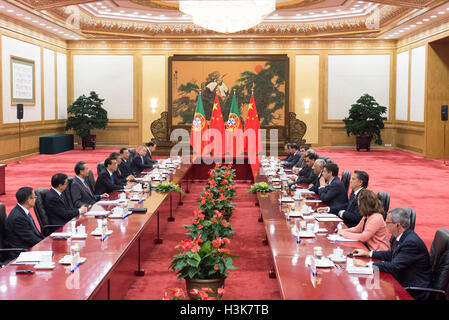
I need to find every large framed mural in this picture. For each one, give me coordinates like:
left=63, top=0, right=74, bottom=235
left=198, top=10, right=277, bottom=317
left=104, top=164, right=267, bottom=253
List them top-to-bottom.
left=168, top=55, right=289, bottom=138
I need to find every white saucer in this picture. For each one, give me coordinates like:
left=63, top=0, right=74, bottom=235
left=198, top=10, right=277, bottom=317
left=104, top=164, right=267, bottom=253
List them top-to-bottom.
left=272, top=185, right=281, bottom=189
left=90, top=229, right=113, bottom=236
left=71, top=233, right=88, bottom=239
left=328, top=254, right=347, bottom=263
left=58, top=256, right=87, bottom=265
left=314, top=257, right=335, bottom=268
left=34, top=262, right=55, bottom=270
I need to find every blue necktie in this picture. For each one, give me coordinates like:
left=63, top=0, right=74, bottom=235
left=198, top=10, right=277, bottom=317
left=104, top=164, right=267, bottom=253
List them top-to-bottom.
left=141, top=156, right=144, bottom=165
left=111, top=174, right=115, bottom=184
left=27, top=213, right=40, bottom=234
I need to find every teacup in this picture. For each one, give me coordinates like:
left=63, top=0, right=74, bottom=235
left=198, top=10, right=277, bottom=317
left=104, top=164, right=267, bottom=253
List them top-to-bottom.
left=76, top=225, right=86, bottom=235
left=314, top=246, right=323, bottom=260
left=333, top=247, right=344, bottom=258
left=40, top=252, right=53, bottom=265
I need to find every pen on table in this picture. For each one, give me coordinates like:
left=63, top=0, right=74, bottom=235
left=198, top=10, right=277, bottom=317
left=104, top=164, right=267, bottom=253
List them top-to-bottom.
left=122, top=213, right=131, bottom=219
left=101, top=234, right=109, bottom=241
left=71, top=262, right=81, bottom=273
left=309, top=265, right=317, bottom=276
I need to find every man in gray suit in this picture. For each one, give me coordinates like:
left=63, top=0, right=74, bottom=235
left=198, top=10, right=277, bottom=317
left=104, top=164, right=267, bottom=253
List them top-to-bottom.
left=71, top=161, right=109, bottom=208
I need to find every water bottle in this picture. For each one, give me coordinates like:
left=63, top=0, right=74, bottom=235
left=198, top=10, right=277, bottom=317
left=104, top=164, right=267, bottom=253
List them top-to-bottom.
left=314, top=220, right=320, bottom=233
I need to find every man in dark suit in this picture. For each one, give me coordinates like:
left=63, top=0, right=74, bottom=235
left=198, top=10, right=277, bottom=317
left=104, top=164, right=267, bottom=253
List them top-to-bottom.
left=144, top=141, right=158, bottom=166
left=280, top=143, right=292, bottom=162
left=282, top=143, right=300, bottom=167
left=292, top=145, right=309, bottom=169
left=131, top=146, right=155, bottom=175
left=119, top=148, right=134, bottom=178
left=110, top=152, right=134, bottom=185
left=289, top=153, right=318, bottom=187
left=95, top=157, right=131, bottom=195
left=308, top=158, right=326, bottom=193
left=71, top=162, right=109, bottom=208
left=316, top=163, right=348, bottom=210
left=317, top=170, right=368, bottom=228
left=45, top=173, right=87, bottom=226
left=5, top=187, right=45, bottom=253
left=352, top=207, right=432, bottom=300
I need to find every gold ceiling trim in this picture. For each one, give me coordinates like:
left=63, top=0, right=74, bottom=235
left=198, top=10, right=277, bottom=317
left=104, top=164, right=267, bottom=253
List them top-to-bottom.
left=16, top=0, right=95, bottom=10
left=128, top=0, right=326, bottom=10
left=367, top=0, right=434, bottom=8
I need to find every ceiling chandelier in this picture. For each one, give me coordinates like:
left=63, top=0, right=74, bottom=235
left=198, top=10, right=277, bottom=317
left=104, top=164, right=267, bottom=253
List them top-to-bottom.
left=179, top=0, right=276, bottom=33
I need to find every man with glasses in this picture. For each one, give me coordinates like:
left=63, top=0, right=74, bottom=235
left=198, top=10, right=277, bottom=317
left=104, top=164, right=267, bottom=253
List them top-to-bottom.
left=71, top=162, right=109, bottom=208
left=45, top=173, right=87, bottom=226
left=5, top=187, right=45, bottom=253
left=351, top=207, right=432, bottom=300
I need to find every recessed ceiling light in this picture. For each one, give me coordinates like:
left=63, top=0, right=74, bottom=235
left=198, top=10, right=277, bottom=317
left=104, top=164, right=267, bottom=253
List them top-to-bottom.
left=96, top=2, right=102, bottom=5
left=354, top=4, right=360, bottom=7
left=0, top=5, right=4, bottom=8
left=101, top=6, right=107, bottom=9
left=350, top=7, right=356, bottom=10
left=7, top=9, right=14, bottom=12
left=336, top=9, right=342, bottom=12
left=322, top=11, right=328, bottom=13
left=438, top=11, right=445, bottom=14
left=133, top=12, right=139, bottom=15
left=309, top=12, right=314, bottom=15
left=16, top=13, right=23, bottom=16
left=146, top=13, right=152, bottom=16
left=296, top=13, right=301, bottom=16
left=160, top=14, right=165, bottom=17
left=273, top=14, right=278, bottom=17
left=430, top=15, right=437, bottom=18
left=25, top=17, right=31, bottom=20
left=423, top=18, right=429, bottom=21
left=416, top=21, right=422, bottom=24
left=40, top=23, right=45, bottom=26
left=410, top=25, right=416, bottom=27
left=46, top=26, right=52, bottom=29
left=53, top=28, right=58, bottom=31
left=399, top=30, right=404, bottom=33
left=64, top=34, right=69, bottom=36
left=162, top=38, right=167, bottom=40
left=227, top=38, right=232, bottom=40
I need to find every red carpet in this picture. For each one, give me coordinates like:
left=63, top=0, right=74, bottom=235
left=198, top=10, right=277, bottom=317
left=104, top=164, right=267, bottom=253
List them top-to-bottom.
left=0, top=147, right=448, bottom=300
left=124, top=182, right=281, bottom=300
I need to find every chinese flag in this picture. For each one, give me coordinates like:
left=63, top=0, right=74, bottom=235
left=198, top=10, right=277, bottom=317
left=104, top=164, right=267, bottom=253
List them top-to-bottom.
left=190, top=92, right=207, bottom=156
left=244, top=92, right=263, bottom=157
left=208, top=93, right=225, bottom=156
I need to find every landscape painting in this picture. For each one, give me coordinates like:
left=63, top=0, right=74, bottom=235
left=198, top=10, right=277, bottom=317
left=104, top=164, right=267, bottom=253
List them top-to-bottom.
left=168, top=55, right=289, bottom=130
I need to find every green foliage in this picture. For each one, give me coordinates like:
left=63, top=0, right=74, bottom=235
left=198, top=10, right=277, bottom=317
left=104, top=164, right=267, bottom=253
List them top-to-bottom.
left=65, top=91, right=108, bottom=138
left=342, top=93, right=387, bottom=145
left=153, top=181, right=185, bottom=194
left=248, top=182, right=276, bottom=194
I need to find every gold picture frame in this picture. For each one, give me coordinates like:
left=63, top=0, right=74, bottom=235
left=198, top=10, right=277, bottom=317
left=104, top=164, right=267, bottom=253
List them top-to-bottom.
left=10, top=56, right=36, bottom=106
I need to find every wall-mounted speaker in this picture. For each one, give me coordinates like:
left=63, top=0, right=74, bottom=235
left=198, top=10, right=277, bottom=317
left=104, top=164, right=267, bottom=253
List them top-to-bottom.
left=17, top=104, right=24, bottom=120
left=442, top=105, right=448, bottom=121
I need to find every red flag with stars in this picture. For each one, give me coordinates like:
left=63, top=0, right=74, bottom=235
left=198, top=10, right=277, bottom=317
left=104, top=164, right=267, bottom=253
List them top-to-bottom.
left=244, top=92, right=263, bottom=156
left=208, top=93, right=225, bottom=156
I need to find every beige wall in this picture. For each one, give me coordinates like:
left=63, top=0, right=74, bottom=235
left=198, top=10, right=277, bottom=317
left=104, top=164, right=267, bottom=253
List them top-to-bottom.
left=142, top=55, right=167, bottom=142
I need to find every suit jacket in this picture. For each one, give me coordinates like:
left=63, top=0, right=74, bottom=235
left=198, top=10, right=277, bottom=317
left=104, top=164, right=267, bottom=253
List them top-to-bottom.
left=145, top=148, right=158, bottom=166
left=283, top=151, right=301, bottom=167
left=280, top=153, right=292, bottom=162
left=131, top=154, right=153, bottom=175
left=292, top=156, right=305, bottom=169
left=119, top=159, right=133, bottom=178
left=113, top=166, right=128, bottom=186
left=296, top=166, right=317, bottom=184
left=94, top=169, right=124, bottom=195
left=308, top=173, right=322, bottom=194
left=71, top=176, right=101, bottom=208
left=318, top=176, right=348, bottom=210
left=44, top=188, right=79, bottom=226
left=338, top=190, right=363, bottom=228
left=5, top=205, right=44, bottom=250
left=372, top=229, right=432, bottom=300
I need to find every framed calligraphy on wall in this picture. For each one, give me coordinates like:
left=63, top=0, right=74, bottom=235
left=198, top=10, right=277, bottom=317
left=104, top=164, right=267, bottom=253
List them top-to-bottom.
left=10, top=56, right=35, bottom=105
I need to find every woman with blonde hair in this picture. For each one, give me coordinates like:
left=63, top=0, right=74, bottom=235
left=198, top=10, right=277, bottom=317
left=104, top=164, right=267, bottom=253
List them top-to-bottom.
left=338, top=189, right=390, bottom=251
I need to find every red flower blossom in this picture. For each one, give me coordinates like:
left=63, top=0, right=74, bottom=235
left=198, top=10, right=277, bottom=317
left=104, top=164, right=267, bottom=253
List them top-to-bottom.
left=221, top=219, right=228, bottom=227
left=214, top=264, right=219, bottom=270
left=217, top=287, right=225, bottom=295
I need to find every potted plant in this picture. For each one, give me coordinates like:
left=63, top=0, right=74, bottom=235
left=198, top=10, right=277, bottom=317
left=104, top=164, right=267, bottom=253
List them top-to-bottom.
left=66, top=91, right=108, bottom=150
left=343, top=93, right=387, bottom=152
left=248, top=182, right=276, bottom=194
left=185, top=208, right=235, bottom=242
left=169, top=235, right=237, bottom=300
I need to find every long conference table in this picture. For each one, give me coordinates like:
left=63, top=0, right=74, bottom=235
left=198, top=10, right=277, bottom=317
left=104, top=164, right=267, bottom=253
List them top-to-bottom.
left=0, top=157, right=412, bottom=300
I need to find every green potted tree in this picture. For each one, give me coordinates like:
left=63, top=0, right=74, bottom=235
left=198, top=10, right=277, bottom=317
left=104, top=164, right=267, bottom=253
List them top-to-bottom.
left=66, top=91, right=108, bottom=150
left=343, top=93, right=387, bottom=152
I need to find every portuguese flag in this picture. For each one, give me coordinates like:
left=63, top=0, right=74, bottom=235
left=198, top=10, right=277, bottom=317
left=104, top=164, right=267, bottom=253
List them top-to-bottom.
left=190, top=92, right=207, bottom=156
left=225, top=92, right=243, bottom=156
left=244, top=92, right=263, bottom=157
left=208, top=93, right=226, bottom=156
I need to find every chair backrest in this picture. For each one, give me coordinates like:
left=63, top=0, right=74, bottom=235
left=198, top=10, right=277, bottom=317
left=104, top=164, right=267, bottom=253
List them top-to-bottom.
left=128, top=148, right=136, bottom=162
left=97, top=162, right=105, bottom=177
left=87, top=169, right=96, bottom=192
left=341, top=170, right=351, bottom=194
left=63, top=177, right=75, bottom=209
left=33, top=188, right=50, bottom=234
left=377, top=191, right=390, bottom=219
left=0, top=203, right=8, bottom=249
left=403, top=206, right=416, bottom=230
left=429, top=228, right=449, bottom=299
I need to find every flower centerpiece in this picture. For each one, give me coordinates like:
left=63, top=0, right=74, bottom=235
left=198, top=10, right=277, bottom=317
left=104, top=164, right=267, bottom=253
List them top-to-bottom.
left=206, top=164, right=237, bottom=200
left=153, top=181, right=185, bottom=194
left=248, top=182, right=276, bottom=194
left=197, top=189, right=235, bottom=221
left=185, top=208, right=234, bottom=242
left=169, top=235, right=238, bottom=299
left=162, top=287, right=225, bottom=300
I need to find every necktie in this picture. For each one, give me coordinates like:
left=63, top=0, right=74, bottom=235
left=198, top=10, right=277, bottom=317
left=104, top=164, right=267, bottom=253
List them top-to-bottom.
left=141, top=156, right=144, bottom=165
left=111, top=174, right=115, bottom=184
left=83, top=179, right=94, bottom=197
left=60, top=193, right=65, bottom=203
left=27, top=213, right=40, bottom=235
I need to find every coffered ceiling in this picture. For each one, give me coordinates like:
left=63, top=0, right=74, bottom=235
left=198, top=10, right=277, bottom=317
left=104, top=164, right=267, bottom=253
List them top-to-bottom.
left=1, top=0, right=449, bottom=40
